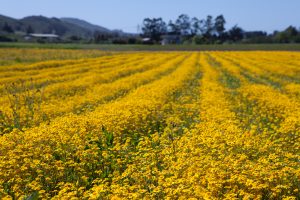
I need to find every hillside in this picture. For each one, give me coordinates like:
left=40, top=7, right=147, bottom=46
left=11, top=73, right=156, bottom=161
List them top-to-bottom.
left=0, top=14, right=115, bottom=39
left=0, top=14, right=23, bottom=31
left=20, top=16, right=92, bottom=38
left=60, top=17, right=110, bottom=33
left=61, top=17, right=136, bottom=37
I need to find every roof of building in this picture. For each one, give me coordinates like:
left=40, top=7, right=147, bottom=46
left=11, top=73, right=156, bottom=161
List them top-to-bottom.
left=29, top=33, right=59, bottom=38
left=142, top=38, right=151, bottom=41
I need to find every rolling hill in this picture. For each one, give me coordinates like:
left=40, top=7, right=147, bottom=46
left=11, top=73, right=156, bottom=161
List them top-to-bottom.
left=0, top=14, right=118, bottom=39
left=60, top=17, right=110, bottom=33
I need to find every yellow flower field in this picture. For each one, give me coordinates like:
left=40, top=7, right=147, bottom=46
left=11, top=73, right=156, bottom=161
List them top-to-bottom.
left=0, top=49, right=299, bottom=199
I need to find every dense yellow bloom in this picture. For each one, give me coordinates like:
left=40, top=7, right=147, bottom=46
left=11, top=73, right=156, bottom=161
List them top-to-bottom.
left=0, top=49, right=299, bottom=199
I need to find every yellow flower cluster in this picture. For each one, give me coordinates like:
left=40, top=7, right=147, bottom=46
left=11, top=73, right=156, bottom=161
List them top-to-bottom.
left=0, top=48, right=111, bottom=66
left=0, top=49, right=299, bottom=199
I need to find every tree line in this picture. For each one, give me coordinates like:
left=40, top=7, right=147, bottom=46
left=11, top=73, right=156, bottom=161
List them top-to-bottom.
left=1, top=14, right=300, bottom=44
left=141, top=14, right=300, bottom=44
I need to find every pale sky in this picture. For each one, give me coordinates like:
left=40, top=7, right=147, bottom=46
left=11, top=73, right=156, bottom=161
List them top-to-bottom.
left=1, top=0, right=299, bottom=33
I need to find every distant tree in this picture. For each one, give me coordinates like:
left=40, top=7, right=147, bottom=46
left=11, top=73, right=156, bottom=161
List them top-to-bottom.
left=139, top=13, right=300, bottom=44
left=175, top=14, right=191, bottom=36
left=203, top=15, right=214, bottom=37
left=214, top=15, right=226, bottom=36
left=191, top=17, right=201, bottom=36
left=142, top=18, right=167, bottom=42
left=198, top=19, right=206, bottom=35
left=168, top=20, right=180, bottom=35
left=2, top=22, right=14, bottom=33
left=15, top=24, right=22, bottom=31
left=26, top=25, right=34, bottom=34
left=228, top=25, right=244, bottom=41
left=274, top=26, right=298, bottom=43
left=284, top=26, right=298, bottom=42
left=285, top=26, right=298, bottom=37
left=94, top=31, right=111, bottom=43
left=243, top=31, right=269, bottom=43
left=244, top=31, right=267, bottom=38
left=274, top=32, right=289, bottom=43
left=0, top=35, right=14, bottom=42
left=69, top=35, right=81, bottom=42
left=192, top=35, right=208, bottom=44
left=128, top=37, right=137, bottom=44
left=112, top=38, right=128, bottom=44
